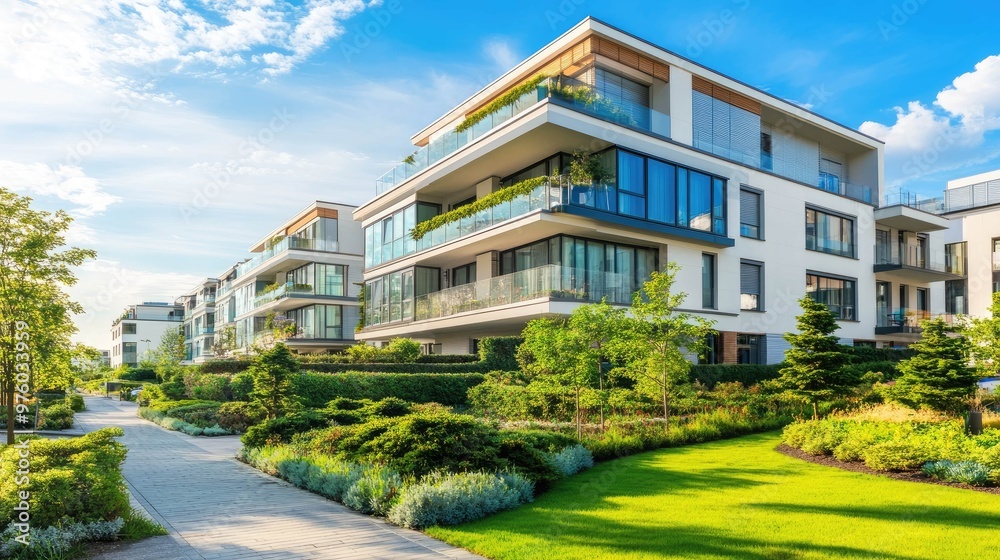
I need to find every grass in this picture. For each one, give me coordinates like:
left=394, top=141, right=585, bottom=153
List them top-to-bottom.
left=427, top=432, right=1000, bottom=560
left=119, top=508, right=168, bottom=540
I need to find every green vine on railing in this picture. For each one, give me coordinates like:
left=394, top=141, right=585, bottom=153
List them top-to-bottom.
left=455, top=75, right=547, bottom=134
left=550, top=82, right=638, bottom=128
left=409, top=176, right=549, bottom=240
left=355, top=282, right=366, bottom=332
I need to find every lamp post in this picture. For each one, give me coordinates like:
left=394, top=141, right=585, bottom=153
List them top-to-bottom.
left=141, top=338, right=152, bottom=362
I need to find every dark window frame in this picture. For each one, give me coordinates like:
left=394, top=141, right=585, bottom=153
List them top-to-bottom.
left=739, top=185, right=764, bottom=240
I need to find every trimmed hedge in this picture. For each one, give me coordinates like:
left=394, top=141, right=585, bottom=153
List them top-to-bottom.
left=479, top=337, right=521, bottom=371
left=843, top=346, right=914, bottom=363
left=416, top=354, right=480, bottom=364
left=200, top=360, right=486, bottom=374
left=201, top=360, right=251, bottom=374
left=689, top=364, right=783, bottom=388
left=119, top=368, right=157, bottom=381
left=292, top=373, right=485, bottom=408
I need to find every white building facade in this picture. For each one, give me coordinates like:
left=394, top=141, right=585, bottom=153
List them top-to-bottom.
left=354, top=18, right=892, bottom=362
left=939, top=169, right=1000, bottom=319
left=178, top=279, right=219, bottom=364
left=109, top=302, right=184, bottom=367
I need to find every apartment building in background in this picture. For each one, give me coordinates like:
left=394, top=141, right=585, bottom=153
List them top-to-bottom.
left=354, top=17, right=902, bottom=362
left=938, top=169, right=1000, bottom=319
left=213, top=201, right=365, bottom=356
left=177, top=278, right=219, bottom=364
left=109, top=302, right=184, bottom=367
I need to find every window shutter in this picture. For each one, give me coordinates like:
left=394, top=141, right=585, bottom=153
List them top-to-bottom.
left=692, top=90, right=713, bottom=151
left=740, top=190, right=760, bottom=230
left=740, top=262, right=761, bottom=305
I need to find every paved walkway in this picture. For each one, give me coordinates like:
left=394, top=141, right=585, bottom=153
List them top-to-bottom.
left=76, top=396, right=484, bottom=560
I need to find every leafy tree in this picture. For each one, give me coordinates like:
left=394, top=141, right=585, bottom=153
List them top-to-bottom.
left=0, top=188, right=95, bottom=443
left=613, top=264, right=713, bottom=425
left=965, top=292, right=1000, bottom=378
left=777, top=297, right=857, bottom=419
left=520, top=301, right=624, bottom=438
left=893, top=318, right=976, bottom=413
left=212, top=325, right=237, bottom=359
left=151, top=327, right=186, bottom=381
left=248, top=343, right=301, bottom=419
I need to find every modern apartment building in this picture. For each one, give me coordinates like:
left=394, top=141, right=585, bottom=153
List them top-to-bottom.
left=354, top=17, right=893, bottom=362
left=938, top=169, right=1000, bottom=318
left=213, top=201, right=364, bottom=356
left=177, top=279, right=219, bottom=364
left=109, top=302, right=184, bottom=367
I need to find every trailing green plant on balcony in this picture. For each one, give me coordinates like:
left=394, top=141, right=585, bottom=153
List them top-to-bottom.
left=454, top=75, right=547, bottom=134
left=550, top=83, right=638, bottom=128
left=569, top=150, right=613, bottom=185
left=402, top=153, right=416, bottom=164
left=409, top=176, right=548, bottom=241
left=259, top=283, right=282, bottom=295
left=290, top=283, right=313, bottom=292
left=356, top=283, right=366, bottom=333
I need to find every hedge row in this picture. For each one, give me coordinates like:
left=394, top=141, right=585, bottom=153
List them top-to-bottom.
left=689, top=364, right=783, bottom=388
left=119, top=368, right=157, bottom=381
left=292, top=373, right=486, bottom=408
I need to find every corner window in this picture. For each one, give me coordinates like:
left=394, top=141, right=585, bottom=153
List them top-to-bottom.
left=740, top=188, right=762, bottom=239
left=806, top=207, right=856, bottom=258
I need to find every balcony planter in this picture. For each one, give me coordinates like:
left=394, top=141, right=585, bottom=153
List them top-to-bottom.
left=455, top=74, right=547, bottom=133
left=409, top=176, right=548, bottom=240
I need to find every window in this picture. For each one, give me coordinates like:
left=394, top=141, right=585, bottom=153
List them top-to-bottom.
left=594, top=68, right=651, bottom=129
left=760, top=132, right=773, bottom=170
left=617, top=151, right=646, bottom=218
left=818, top=158, right=842, bottom=193
left=740, top=188, right=762, bottom=239
left=364, top=202, right=441, bottom=268
left=806, top=207, right=855, bottom=258
left=993, top=238, right=1000, bottom=292
left=702, top=253, right=716, bottom=309
left=740, top=261, right=763, bottom=311
left=452, top=263, right=476, bottom=287
left=806, top=272, right=856, bottom=320
left=946, top=280, right=968, bottom=315
left=916, top=288, right=929, bottom=318
left=122, top=323, right=137, bottom=335
left=699, top=333, right=721, bottom=365
left=737, top=334, right=765, bottom=364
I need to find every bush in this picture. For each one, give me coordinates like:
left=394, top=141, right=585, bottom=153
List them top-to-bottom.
left=479, top=336, right=522, bottom=371
left=384, top=338, right=421, bottom=363
left=346, top=343, right=381, bottom=363
left=844, top=346, right=914, bottom=363
left=416, top=354, right=479, bottom=364
left=200, top=360, right=251, bottom=374
left=840, top=361, right=900, bottom=382
left=305, top=362, right=487, bottom=374
left=688, top=364, right=783, bottom=389
left=119, top=368, right=157, bottom=381
left=183, top=372, right=231, bottom=402
left=230, top=372, right=254, bottom=401
left=292, top=372, right=485, bottom=408
left=159, top=381, right=186, bottom=400
left=65, top=393, right=86, bottom=412
left=364, top=397, right=410, bottom=418
left=148, top=399, right=220, bottom=414
left=217, top=401, right=266, bottom=433
left=166, top=402, right=222, bottom=428
left=38, top=403, right=74, bottom=430
left=137, top=408, right=233, bottom=437
left=241, top=410, right=330, bottom=448
left=0, top=428, right=128, bottom=528
left=496, top=438, right=562, bottom=489
left=864, top=441, right=928, bottom=471
left=549, top=444, right=594, bottom=477
left=240, top=446, right=364, bottom=502
left=922, top=460, right=992, bottom=486
left=342, top=466, right=403, bottom=516
left=387, top=472, right=534, bottom=529
left=0, top=517, right=124, bottom=557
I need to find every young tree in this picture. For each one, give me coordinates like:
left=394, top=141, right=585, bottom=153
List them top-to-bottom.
left=0, top=188, right=95, bottom=443
left=613, top=264, right=714, bottom=425
left=965, top=292, right=1000, bottom=378
left=777, top=297, right=856, bottom=419
left=568, top=300, right=626, bottom=431
left=520, top=316, right=594, bottom=440
left=893, top=318, right=976, bottom=413
left=212, top=325, right=237, bottom=359
left=151, top=327, right=186, bottom=381
left=248, top=343, right=301, bottom=419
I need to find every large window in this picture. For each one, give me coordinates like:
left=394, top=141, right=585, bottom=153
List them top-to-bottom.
left=740, top=188, right=762, bottom=239
left=364, top=202, right=440, bottom=268
left=806, top=207, right=855, bottom=258
left=293, top=217, right=338, bottom=251
left=993, top=238, right=1000, bottom=292
left=702, top=253, right=716, bottom=309
left=740, top=260, right=763, bottom=311
left=288, top=263, right=345, bottom=296
left=451, top=263, right=476, bottom=287
left=364, top=266, right=439, bottom=327
left=806, top=272, right=856, bottom=320
left=946, top=280, right=968, bottom=315
left=287, top=304, right=343, bottom=340
left=122, top=323, right=137, bottom=335
left=737, top=334, right=765, bottom=364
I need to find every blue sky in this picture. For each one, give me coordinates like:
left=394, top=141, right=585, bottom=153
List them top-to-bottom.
left=1, top=0, right=998, bottom=348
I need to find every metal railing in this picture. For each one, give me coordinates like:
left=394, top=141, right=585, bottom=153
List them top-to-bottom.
left=944, top=180, right=1000, bottom=213
left=883, top=190, right=945, bottom=214
left=411, top=264, right=634, bottom=322
left=253, top=283, right=316, bottom=308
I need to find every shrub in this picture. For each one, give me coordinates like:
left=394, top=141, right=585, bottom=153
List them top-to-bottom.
left=479, top=336, right=522, bottom=371
left=384, top=338, right=421, bottom=363
left=346, top=343, right=381, bottom=363
left=844, top=346, right=914, bottom=363
left=416, top=354, right=479, bottom=364
left=200, top=360, right=251, bottom=374
left=305, top=362, right=487, bottom=374
left=688, top=364, right=783, bottom=389
left=119, top=368, right=157, bottom=381
left=183, top=372, right=231, bottom=402
left=230, top=372, right=254, bottom=401
left=292, top=372, right=485, bottom=408
left=467, top=379, right=576, bottom=421
left=159, top=381, right=186, bottom=400
left=65, top=393, right=86, bottom=412
left=327, top=397, right=369, bottom=411
left=364, top=397, right=410, bottom=418
left=148, top=399, right=220, bottom=414
left=217, top=401, right=266, bottom=432
left=167, top=402, right=222, bottom=428
left=38, top=403, right=74, bottom=430
left=137, top=408, right=233, bottom=437
left=241, top=410, right=330, bottom=448
left=0, top=428, right=128, bottom=528
left=496, top=438, right=562, bottom=488
left=863, top=441, right=928, bottom=471
left=549, top=444, right=594, bottom=477
left=239, top=447, right=365, bottom=502
left=922, top=460, right=992, bottom=486
left=342, top=466, right=403, bottom=516
left=387, top=472, right=534, bottom=529
left=0, top=517, right=124, bottom=557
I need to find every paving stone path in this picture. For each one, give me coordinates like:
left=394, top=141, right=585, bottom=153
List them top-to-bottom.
left=76, top=396, right=485, bottom=560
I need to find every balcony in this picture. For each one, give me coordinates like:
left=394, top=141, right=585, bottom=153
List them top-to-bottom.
left=375, top=76, right=670, bottom=196
left=694, top=138, right=874, bottom=205
left=943, top=180, right=1000, bottom=213
left=875, top=191, right=950, bottom=232
left=236, top=237, right=339, bottom=278
left=874, top=243, right=966, bottom=281
left=410, top=264, right=634, bottom=323
left=253, top=283, right=317, bottom=309
left=875, top=310, right=958, bottom=335
left=193, top=327, right=215, bottom=337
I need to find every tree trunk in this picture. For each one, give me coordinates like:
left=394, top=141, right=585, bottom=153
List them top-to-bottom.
left=598, top=358, right=605, bottom=432
left=5, top=380, right=14, bottom=445
left=662, top=381, right=669, bottom=429
left=575, top=386, right=582, bottom=441
left=812, top=401, right=819, bottom=420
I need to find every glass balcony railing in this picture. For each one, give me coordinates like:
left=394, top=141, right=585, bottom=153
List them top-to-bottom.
left=375, top=76, right=671, bottom=196
left=694, top=138, right=874, bottom=204
left=414, top=181, right=565, bottom=252
left=883, top=190, right=945, bottom=214
left=236, top=237, right=339, bottom=278
left=875, top=243, right=964, bottom=275
left=412, top=264, right=635, bottom=322
left=253, top=283, right=316, bottom=309
left=876, top=309, right=958, bottom=332
left=193, top=327, right=215, bottom=336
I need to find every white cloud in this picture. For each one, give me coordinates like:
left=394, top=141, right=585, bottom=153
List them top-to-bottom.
left=482, top=38, right=519, bottom=71
left=860, top=54, right=1000, bottom=187
left=0, top=161, right=121, bottom=216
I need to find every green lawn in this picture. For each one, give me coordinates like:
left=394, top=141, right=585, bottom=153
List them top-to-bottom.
left=427, top=432, right=1000, bottom=560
